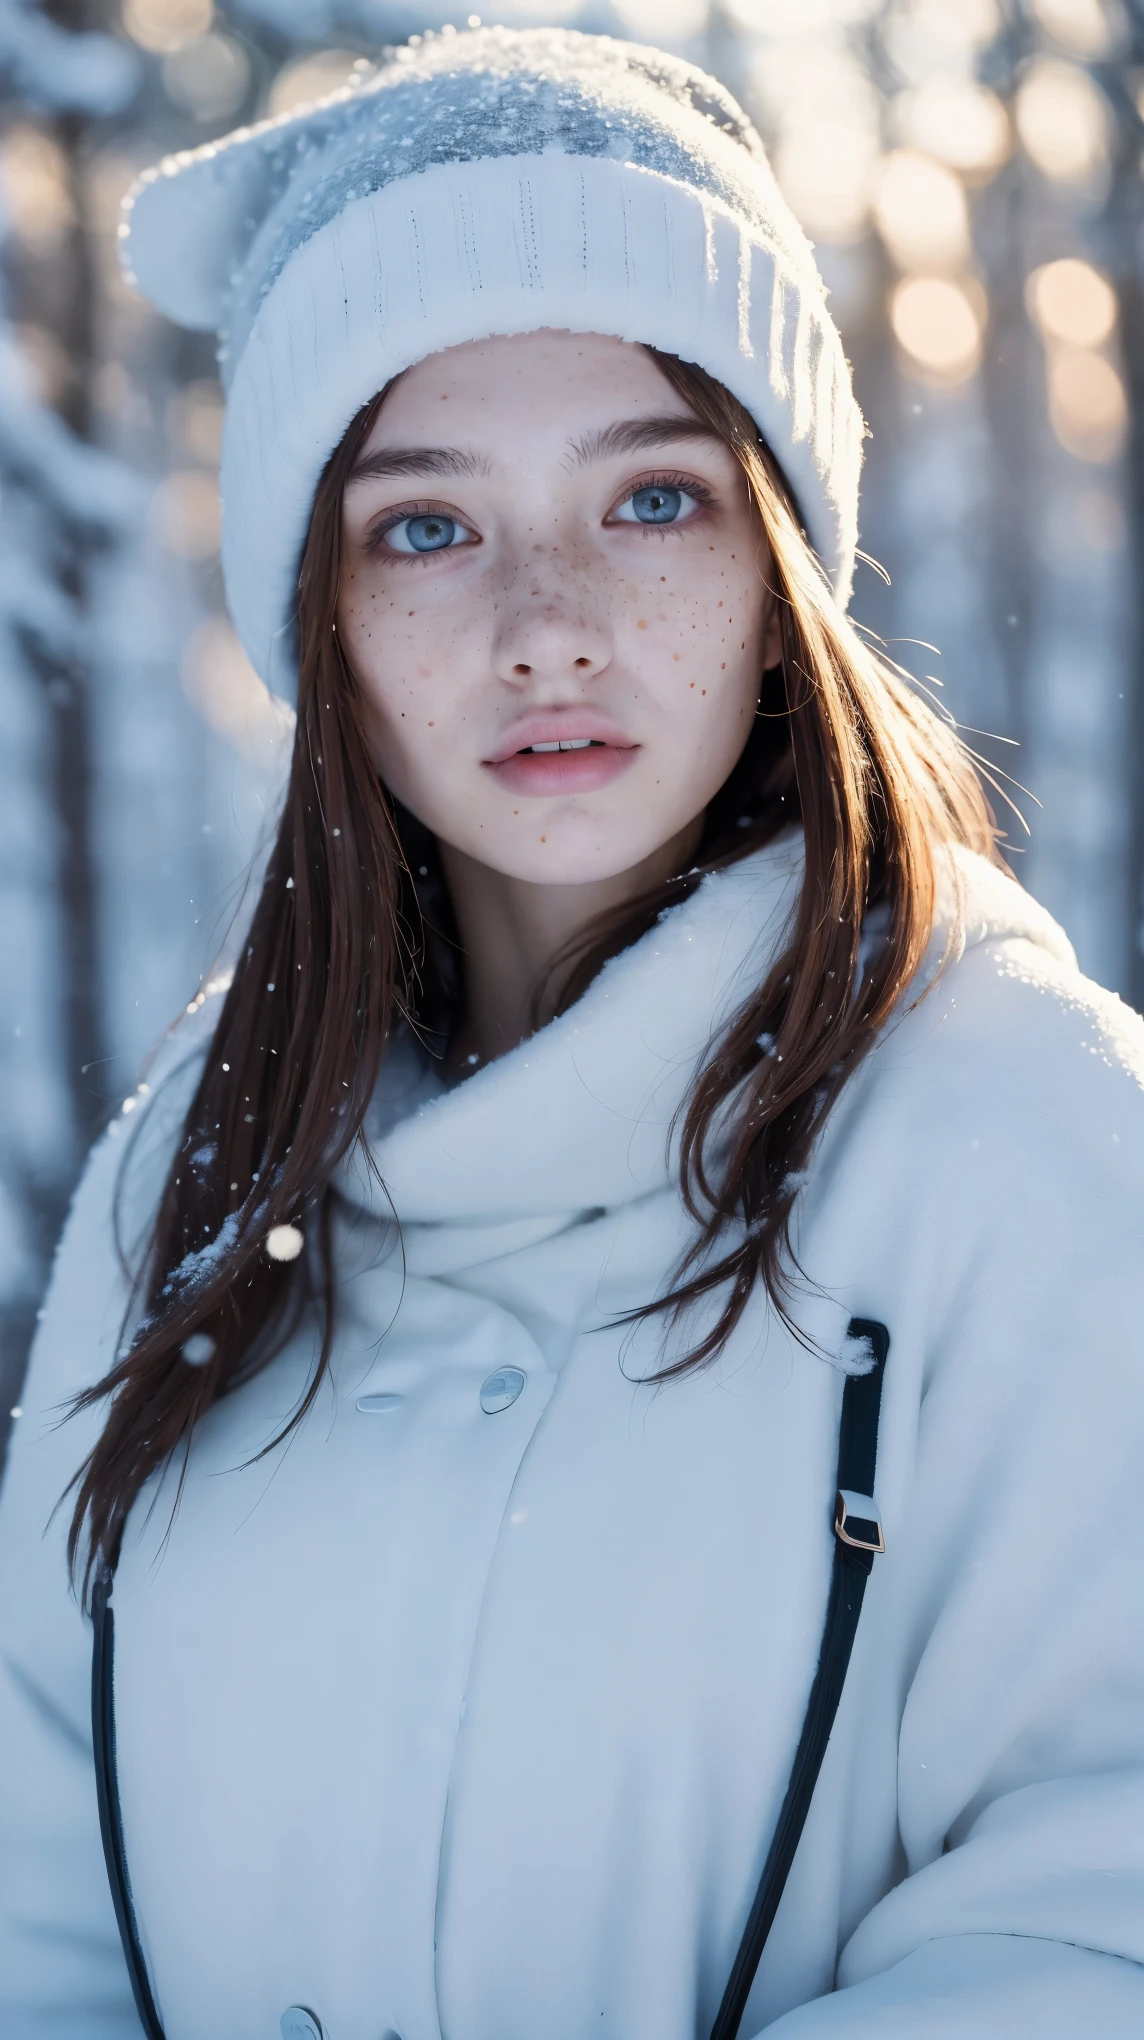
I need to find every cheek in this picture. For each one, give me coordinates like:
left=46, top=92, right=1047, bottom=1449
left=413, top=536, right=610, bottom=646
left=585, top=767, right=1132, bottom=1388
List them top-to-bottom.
left=615, top=556, right=767, bottom=726
left=338, top=568, right=443, bottom=684
left=337, top=570, right=466, bottom=778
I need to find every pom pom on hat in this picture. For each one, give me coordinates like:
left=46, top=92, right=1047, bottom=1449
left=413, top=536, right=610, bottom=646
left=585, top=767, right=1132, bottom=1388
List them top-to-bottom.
left=123, top=26, right=864, bottom=694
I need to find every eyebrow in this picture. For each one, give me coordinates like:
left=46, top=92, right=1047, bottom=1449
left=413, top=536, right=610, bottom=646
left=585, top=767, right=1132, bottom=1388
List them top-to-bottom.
left=346, top=415, right=722, bottom=487
left=566, top=415, right=724, bottom=468
left=346, top=445, right=492, bottom=483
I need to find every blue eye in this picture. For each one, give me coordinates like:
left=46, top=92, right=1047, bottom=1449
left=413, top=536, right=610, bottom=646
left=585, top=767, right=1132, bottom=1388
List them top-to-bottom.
left=613, top=483, right=702, bottom=527
left=632, top=485, right=682, bottom=524
left=384, top=512, right=468, bottom=554
left=408, top=514, right=454, bottom=551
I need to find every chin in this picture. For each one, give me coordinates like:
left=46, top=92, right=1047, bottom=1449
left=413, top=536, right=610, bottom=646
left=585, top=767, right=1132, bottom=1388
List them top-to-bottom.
left=478, top=823, right=666, bottom=889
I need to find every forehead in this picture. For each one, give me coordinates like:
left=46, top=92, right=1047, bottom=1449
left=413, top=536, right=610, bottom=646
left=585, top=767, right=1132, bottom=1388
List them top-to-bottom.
left=360, top=330, right=699, bottom=455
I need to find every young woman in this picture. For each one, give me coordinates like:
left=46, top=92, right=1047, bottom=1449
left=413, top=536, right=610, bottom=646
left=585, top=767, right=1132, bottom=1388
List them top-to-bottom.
left=2, top=27, right=1143, bottom=2040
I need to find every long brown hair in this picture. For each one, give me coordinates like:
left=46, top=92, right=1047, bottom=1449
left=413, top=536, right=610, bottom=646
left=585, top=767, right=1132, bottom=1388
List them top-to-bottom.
left=67, top=350, right=999, bottom=1595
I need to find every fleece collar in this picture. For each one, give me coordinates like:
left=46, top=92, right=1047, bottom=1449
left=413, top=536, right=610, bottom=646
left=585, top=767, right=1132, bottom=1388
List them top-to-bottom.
left=340, top=833, right=803, bottom=1232
left=334, top=834, right=1073, bottom=1241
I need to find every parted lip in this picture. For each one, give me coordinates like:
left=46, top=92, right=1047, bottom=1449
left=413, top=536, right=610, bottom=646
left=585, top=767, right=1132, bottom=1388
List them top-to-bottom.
left=484, top=712, right=637, bottom=765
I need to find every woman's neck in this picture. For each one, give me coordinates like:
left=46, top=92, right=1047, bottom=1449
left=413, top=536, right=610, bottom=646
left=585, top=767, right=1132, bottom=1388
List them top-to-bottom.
left=439, top=819, right=703, bottom=1074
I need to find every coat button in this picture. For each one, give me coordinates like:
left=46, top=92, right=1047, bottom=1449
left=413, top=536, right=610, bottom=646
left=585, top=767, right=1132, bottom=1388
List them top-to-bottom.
left=479, top=1367, right=526, bottom=1414
left=356, top=1392, right=404, bottom=1414
left=280, top=2011, right=324, bottom=2040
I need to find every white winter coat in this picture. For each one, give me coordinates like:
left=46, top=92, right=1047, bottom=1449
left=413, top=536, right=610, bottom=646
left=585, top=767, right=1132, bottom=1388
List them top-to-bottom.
left=2, top=835, right=1144, bottom=2040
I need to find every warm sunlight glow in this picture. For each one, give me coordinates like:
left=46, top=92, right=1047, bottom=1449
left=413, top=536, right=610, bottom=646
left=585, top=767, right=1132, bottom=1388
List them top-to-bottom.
left=122, top=0, right=212, bottom=56
left=1028, top=0, right=1125, bottom=60
left=268, top=49, right=362, bottom=117
left=1015, top=59, right=1110, bottom=187
left=894, top=80, right=1010, bottom=180
left=0, top=126, right=74, bottom=248
left=873, top=150, right=971, bottom=272
left=1027, top=259, right=1117, bottom=349
left=890, top=274, right=983, bottom=381
left=1047, top=347, right=1128, bottom=462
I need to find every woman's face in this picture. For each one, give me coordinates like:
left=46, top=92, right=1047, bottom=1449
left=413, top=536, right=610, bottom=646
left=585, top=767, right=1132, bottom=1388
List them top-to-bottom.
left=338, top=330, right=780, bottom=888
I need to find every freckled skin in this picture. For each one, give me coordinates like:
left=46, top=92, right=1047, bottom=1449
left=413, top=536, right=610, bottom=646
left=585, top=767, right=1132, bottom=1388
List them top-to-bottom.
left=337, top=329, right=781, bottom=891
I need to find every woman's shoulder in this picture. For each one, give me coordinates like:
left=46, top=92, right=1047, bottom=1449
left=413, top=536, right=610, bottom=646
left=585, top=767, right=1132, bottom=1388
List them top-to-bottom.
left=934, top=848, right=1140, bottom=1097
left=863, top=849, right=1144, bottom=1192
left=804, top=858, right=1144, bottom=1405
left=19, top=979, right=228, bottom=1418
left=0, top=985, right=226, bottom=1585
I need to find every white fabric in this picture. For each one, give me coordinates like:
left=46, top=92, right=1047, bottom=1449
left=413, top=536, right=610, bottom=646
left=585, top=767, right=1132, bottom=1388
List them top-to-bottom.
left=120, top=28, right=863, bottom=690
left=2, top=836, right=1144, bottom=2040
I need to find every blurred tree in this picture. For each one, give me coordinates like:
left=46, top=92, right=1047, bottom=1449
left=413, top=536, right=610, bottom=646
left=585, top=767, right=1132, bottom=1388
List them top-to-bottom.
left=0, top=0, right=140, bottom=1434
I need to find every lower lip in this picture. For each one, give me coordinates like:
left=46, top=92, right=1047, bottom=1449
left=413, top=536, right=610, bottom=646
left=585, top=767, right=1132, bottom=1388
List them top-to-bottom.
left=484, top=745, right=638, bottom=796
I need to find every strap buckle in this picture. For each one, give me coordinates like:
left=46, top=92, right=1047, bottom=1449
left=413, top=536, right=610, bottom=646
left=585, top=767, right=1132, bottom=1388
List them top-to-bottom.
left=835, top=1488, right=885, bottom=1555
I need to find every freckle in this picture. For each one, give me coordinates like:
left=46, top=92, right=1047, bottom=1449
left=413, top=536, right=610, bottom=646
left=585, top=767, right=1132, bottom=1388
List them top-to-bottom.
left=637, top=619, right=647, bottom=629
left=673, top=653, right=679, bottom=661
left=690, top=681, right=695, bottom=688
left=702, top=689, right=707, bottom=695
left=428, top=720, right=434, bottom=726
left=540, top=835, right=547, bottom=843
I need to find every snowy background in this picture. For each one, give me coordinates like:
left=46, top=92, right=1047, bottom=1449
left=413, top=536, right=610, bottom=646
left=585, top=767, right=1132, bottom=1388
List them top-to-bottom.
left=1, top=0, right=1141, bottom=1433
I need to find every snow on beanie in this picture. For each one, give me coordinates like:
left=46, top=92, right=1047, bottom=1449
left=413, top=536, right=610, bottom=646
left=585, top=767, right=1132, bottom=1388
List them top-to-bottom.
left=123, top=25, right=865, bottom=694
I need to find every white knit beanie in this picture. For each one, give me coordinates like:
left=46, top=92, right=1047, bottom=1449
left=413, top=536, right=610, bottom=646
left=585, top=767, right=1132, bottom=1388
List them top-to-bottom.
left=124, top=25, right=865, bottom=695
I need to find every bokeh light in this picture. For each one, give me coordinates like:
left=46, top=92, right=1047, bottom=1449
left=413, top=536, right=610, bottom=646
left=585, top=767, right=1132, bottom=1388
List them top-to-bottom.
left=122, top=0, right=213, bottom=57
left=884, top=0, right=1003, bottom=79
left=1028, top=0, right=1126, bottom=59
left=162, top=33, right=250, bottom=122
left=753, top=43, right=881, bottom=244
left=268, top=50, right=362, bottom=117
left=1015, top=58, right=1110, bottom=189
left=893, top=79, right=1010, bottom=180
left=0, top=127, right=75, bottom=249
left=775, top=129, right=878, bottom=245
left=873, top=150, right=971, bottom=272
left=1026, top=258, right=1117, bottom=348
left=890, top=274, right=984, bottom=380
left=1046, top=347, right=1128, bottom=462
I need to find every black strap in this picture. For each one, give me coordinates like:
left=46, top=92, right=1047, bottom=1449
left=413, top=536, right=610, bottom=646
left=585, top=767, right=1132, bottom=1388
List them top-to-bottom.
left=709, top=1316, right=890, bottom=2040
left=92, top=1318, right=887, bottom=2040
left=91, top=1569, right=167, bottom=2040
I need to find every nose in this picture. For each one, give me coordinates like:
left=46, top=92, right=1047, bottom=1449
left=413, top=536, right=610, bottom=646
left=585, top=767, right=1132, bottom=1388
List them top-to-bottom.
left=492, top=555, right=612, bottom=688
